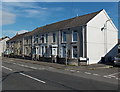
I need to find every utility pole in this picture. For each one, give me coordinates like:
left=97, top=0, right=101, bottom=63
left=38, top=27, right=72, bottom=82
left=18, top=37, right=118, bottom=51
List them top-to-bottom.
left=104, top=19, right=111, bottom=54
left=66, top=44, right=67, bottom=65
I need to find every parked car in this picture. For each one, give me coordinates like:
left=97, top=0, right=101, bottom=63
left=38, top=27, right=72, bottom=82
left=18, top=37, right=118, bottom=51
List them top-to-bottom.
left=114, top=54, right=120, bottom=66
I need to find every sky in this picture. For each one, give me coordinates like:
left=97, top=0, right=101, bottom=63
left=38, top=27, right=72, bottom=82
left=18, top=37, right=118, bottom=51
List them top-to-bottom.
left=1, top=2, right=119, bottom=38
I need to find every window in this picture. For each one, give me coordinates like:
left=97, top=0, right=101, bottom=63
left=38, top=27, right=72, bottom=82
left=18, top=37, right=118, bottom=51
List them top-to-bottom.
left=72, top=31, right=77, bottom=42
left=62, top=32, right=66, bottom=42
left=53, top=33, right=56, bottom=42
left=46, top=34, right=48, bottom=43
left=34, top=35, right=38, bottom=43
left=36, top=35, right=38, bottom=43
left=41, top=35, right=44, bottom=43
left=26, top=39, right=28, bottom=44
left=42, top=46, right=44, bottom=56
left=45, top=46, right=47, bottom=55
left=62, top=46, right=66, bottom=57
left=72, top=46, right=78, bottom=58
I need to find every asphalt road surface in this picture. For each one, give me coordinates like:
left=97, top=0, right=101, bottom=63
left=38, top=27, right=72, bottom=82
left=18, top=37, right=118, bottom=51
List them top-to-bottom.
left=2, top=59, right=119, bottom=91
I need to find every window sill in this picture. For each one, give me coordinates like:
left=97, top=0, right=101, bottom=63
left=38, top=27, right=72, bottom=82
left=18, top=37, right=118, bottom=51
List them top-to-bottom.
left=71, top=41, right=77, bottom=44
left=61, top=42, right=67, bottom=44
left=72, top=57, right=78, bottom=59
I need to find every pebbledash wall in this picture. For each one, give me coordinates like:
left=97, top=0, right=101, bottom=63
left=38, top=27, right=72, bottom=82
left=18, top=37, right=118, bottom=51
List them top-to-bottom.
left=6, top=9, right=118, bottom=65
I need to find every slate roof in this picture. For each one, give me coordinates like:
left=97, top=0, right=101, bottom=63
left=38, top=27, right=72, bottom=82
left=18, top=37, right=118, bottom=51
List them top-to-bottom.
left=8, top=9, right=103, bottom=41
left=29, top=9, right=102, bottom=35
left=7, top=32, right=30, bottom=42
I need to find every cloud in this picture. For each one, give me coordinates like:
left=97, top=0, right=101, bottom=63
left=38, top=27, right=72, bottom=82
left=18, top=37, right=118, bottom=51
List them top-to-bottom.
left=1, top=2, right=64, bottom=26
left=2, top=2, right=64, bottom=18
left=2, top=2, right=49, bottom=16
left=0, top=11, right=16, bottom=25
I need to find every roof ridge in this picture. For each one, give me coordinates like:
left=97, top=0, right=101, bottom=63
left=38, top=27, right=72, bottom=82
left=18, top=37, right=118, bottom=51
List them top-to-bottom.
left=9, top=9, right=103, bottom=39
left=38, top=9, right=102, bottom=28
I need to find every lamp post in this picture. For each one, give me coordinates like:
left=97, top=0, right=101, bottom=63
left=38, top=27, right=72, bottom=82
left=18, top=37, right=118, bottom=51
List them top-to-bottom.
left=104, top=19, right=111, bottom=54
left=65, top=44, right=68, bottom=65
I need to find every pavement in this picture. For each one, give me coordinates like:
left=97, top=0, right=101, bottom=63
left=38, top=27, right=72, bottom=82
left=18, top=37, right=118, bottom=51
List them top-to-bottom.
left=1, top=57, right=120, bottom=90
left=2, top=57, right=114, bottom=71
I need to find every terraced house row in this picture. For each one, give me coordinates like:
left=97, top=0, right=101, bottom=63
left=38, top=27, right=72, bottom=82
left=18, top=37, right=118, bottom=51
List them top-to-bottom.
left=6, top=9, right=118, bottom=65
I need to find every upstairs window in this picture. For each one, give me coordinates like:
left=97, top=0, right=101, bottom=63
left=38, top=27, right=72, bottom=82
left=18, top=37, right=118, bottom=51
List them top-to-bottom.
left=72, top=31, right=77, bottom=42
left=62, top=32, right=66, bottom=42
left=53, top=33, right=56, bottom=43
left=45, top=34, right=48, bottom=43
left=34, top=35, right=38, bottom=43
left=35, top=35, right=38, bottom=43
left=41, top=35, right=44, bottom=43
left=26, top=39, right=28, bottom=44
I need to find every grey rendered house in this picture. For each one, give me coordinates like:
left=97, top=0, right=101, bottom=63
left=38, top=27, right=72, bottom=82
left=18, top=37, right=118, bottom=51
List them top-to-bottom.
left=6, top=9, right=118, bottom=65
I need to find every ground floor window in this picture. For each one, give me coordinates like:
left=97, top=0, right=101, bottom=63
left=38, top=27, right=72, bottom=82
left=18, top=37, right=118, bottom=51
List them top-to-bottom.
left=38, top=45, right=44, bottom=56
left=42, top=46, right=44, bottom=56
left=45, top=46, right=47, bottom=56
left=61, top=46, right=66, bottom=58
left=72, top=46, right=78, bottom=58
left=32, top=47, right=36, bottom=55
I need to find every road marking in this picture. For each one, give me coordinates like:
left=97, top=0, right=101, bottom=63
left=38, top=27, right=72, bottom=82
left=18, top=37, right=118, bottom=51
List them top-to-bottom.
left=11, top=62, right=38, bottom=70
left=20, top=64, right=24, bottom=66
left=2, top=65, right=46, bottom=84
left=23, top=65, right=29, bottom=67
left=2, top=66, right=13, bottom=71
left=29, top=67, right=37, bottom=70
left=49, top=67, right=54, bottom=69
left=39, top=68, right=45, bottom=70
left=65, top=69, right=69, bottom=71
left=70, top=70, right=75, bottom=72
left=77, top=71, right=80, bottom=73
left=85, top=72, right=91, bottom=75
left=107, top=72, right=120, bottom=76
left=20, top=73, right=46, bottom=84
left=93, top=73, right=100, bottom=76
left=109, top=75, right=116, bottom=78
left=103, top=76, right=111, bottom=78
left=115, top=78, right=120, bottom=80
left=116, top=78, right=118, bottom=80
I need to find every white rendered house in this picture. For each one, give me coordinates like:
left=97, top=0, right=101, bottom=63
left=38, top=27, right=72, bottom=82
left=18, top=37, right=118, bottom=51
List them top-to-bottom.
left=86, top=9, right=118, bottom=64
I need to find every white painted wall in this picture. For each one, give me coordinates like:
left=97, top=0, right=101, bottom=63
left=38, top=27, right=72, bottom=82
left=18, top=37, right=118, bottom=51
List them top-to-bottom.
left=87, top=9, right=118, bottom=64
left=0, top=38, right=9, bottom=56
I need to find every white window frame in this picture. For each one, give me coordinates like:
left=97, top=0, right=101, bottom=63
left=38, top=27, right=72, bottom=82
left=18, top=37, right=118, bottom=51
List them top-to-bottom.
left=72, top=30, right=78, bottom=42
left=62, top=31, right=67, bottom=43
left=52, top=33, right=56, bottom=43
left=41, top=35, right=44, bottom=43
left=41, top=45, right=45, bottom=56
left=35, top=46, right=39, bottom=55
left=61, top=46, right=66, bottom=58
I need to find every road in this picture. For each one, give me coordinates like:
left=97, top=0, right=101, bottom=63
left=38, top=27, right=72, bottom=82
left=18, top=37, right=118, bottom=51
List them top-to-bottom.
left=2, top=58, right=120, bottom=90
